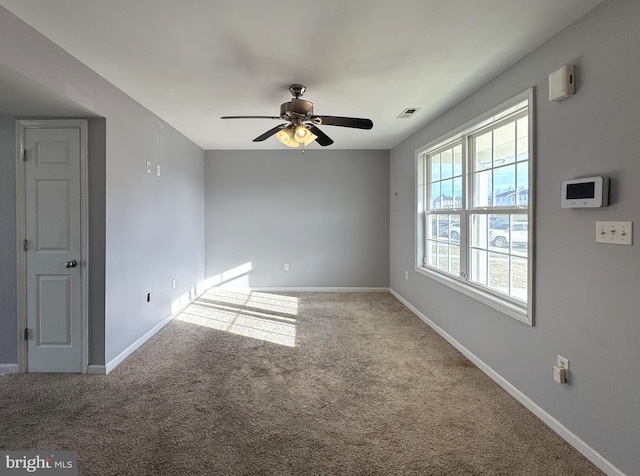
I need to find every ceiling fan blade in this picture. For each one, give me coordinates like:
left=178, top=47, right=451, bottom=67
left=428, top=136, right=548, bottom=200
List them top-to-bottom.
left=313, top=115, right=373, bottom=130
left=221, top=116, right=282, bottom=120
left=253, top=124, right=287, bottom=142
left=308, top=125, right=334, bottom=146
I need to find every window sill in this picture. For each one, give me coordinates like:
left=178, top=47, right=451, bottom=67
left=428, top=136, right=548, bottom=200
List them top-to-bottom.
left=415, top=265, right=532, bottom=326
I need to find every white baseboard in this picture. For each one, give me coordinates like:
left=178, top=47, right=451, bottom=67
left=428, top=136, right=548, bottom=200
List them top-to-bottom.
left=209, top=286, right=390, bottom=293
left=103, top=287, right=208, bottom=374
left=390, top=288, right=623, bottom=476
left=105, top=312, right=175, bottom=374
left=0, top=363, right=19, bottom=375
left=86, top=365, right=107, bottom=375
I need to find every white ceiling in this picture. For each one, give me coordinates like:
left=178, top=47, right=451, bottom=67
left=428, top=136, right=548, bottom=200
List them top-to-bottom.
left=0, top=0, right=602, bottom=150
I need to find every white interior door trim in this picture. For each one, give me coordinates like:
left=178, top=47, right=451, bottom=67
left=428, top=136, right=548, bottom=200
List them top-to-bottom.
left=15, top=119, right=89, bottom=373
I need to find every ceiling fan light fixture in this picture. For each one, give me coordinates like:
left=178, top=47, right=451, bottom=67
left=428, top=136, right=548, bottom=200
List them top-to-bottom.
left=294, top=124, right=315, bottom=144
left=275, top=126, right=299, bottom=147
left=302, top=131, right=317, bottom=146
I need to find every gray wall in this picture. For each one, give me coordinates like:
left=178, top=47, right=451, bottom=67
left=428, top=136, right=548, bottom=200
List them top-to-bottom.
left=390, top=1, right=639, bottom=474
left=0, top=8, right=206, bottom=367
left=104, top=113, right=205, bottom=364
left=0, top=118, right=17, bottom=363
left=87, top=118, right=106, bottom=364
left=205, top=150, right=389, bottom=288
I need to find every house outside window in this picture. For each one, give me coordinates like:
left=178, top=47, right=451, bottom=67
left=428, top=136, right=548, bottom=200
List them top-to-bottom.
left=416, top=90, right=534, bottom=324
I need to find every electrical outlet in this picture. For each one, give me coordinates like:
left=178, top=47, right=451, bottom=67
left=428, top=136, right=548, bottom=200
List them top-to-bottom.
left=146, top=161, right=151, bottom=174
left=156, top=164, right=161, bottom=176
left=284, top=263, right=289, bottom=271
left=405, top=270, right=409, bottom=280
left=172, top=278, right=176, bottom=289
left=554, top=355, right=570, bottom=384
left=557, top=355, right=569, bottom=371
left=553, top=365, right=567, bottom=384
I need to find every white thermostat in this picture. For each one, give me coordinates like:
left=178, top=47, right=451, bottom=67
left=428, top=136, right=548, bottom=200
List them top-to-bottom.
left=561, top=176, right=609, bottom=208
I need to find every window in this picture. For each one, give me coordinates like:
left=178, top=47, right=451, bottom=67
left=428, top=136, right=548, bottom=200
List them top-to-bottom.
left=416, top=90, right=534, bottom=324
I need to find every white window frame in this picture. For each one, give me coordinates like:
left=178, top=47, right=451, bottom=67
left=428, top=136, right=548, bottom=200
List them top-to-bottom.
left=415, top=89, right=535, bottom=325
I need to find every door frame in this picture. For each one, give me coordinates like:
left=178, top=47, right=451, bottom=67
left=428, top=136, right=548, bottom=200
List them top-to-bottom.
left=15, top=119, right=89, bottom=373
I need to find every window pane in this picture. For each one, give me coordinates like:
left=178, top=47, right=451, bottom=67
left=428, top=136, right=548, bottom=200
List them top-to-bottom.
left=516, top=116, right=528, bottom=162
left=494, top=122, right=516, bottom=165
left=474, top=132, right=492, bottom=171
left=453, top=144, right=463, bottom=176
left=441, top=148, right=453, bottom=179
left=431, top=153, right=441, bottom=181
left=516, top=162, right=528, bottom=206
left=494, top=165, right=516, bottom=206
left=474, top=170, right=493, bottom=207
left=453, top=177, right=463, bottom=209
left=441, top=179, right=453, bottom=208
left=431, top=182, right=441, bottom=209
left=428, top=214, right=437, bottom=240
left=432, top=214, right=460, bottom=243
left=471, top=214, right=488, bottom=249
left=487, top=214, right=528, bottom=250
left=490, top=214, right=509, bottom=231
left=427, top=215, right=461, bottom=247
left=436, top=215, right=448, bottom=239
left=448, top=215, right=460, bottom=243
left=510, top=217, right=528, bottom=255
left=489, top=218, right=511, bottom=249
left=428, top=240, right=437, bottom=267
left=438, top=243, right=449, bottom=270
left=450, top=245, right=460, bottom=276
left=512, top=245, right=528, bottom=259
left=471, top=249, right=487, bottom=286
left=488, top=252, right=509, bottom=293
left=511, top=255, right=528, bottom=301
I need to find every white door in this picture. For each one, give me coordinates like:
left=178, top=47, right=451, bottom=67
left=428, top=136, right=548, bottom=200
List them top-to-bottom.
left=20, top=121, right=87, bottom=373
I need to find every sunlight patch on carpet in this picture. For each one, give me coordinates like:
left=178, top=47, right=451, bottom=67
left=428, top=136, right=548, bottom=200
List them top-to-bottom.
left=176, top=290, right=298, bottom=347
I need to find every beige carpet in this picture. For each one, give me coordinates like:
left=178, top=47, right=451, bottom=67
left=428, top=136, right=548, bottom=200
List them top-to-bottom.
left=0, top=291, right=602, bottom=475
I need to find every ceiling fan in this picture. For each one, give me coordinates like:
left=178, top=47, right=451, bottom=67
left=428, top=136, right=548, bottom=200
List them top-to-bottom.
left=220, top=84, right=373, bottom=147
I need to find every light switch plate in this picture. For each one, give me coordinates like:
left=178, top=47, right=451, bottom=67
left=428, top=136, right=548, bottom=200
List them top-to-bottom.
left=596, top=221, right=632, bottom=245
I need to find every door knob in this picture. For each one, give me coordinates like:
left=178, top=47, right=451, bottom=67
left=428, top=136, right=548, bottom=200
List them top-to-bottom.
left=64, top=260, right=78, bottom=268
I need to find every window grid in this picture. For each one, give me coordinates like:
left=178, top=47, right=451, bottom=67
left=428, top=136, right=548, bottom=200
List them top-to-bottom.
left=418, top=94, right=532, bottom=318
left=470, top=111, right=528, bottom=212
left=424, top=141, right=464, bottom=278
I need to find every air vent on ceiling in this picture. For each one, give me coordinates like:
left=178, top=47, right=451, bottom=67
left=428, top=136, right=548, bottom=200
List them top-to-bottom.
left=397, top=107, right=421, bottom=119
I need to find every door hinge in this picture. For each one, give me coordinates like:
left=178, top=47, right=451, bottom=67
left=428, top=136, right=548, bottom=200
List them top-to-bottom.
left=22, top=149, right=27, bottom=161
left=24, top=239, right=28, bottom=251
left=24, top=328, right=30, bottom=340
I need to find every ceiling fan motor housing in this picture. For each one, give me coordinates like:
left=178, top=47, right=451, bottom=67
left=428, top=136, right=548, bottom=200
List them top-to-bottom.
left=280, top=98, right=313, bottom=121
